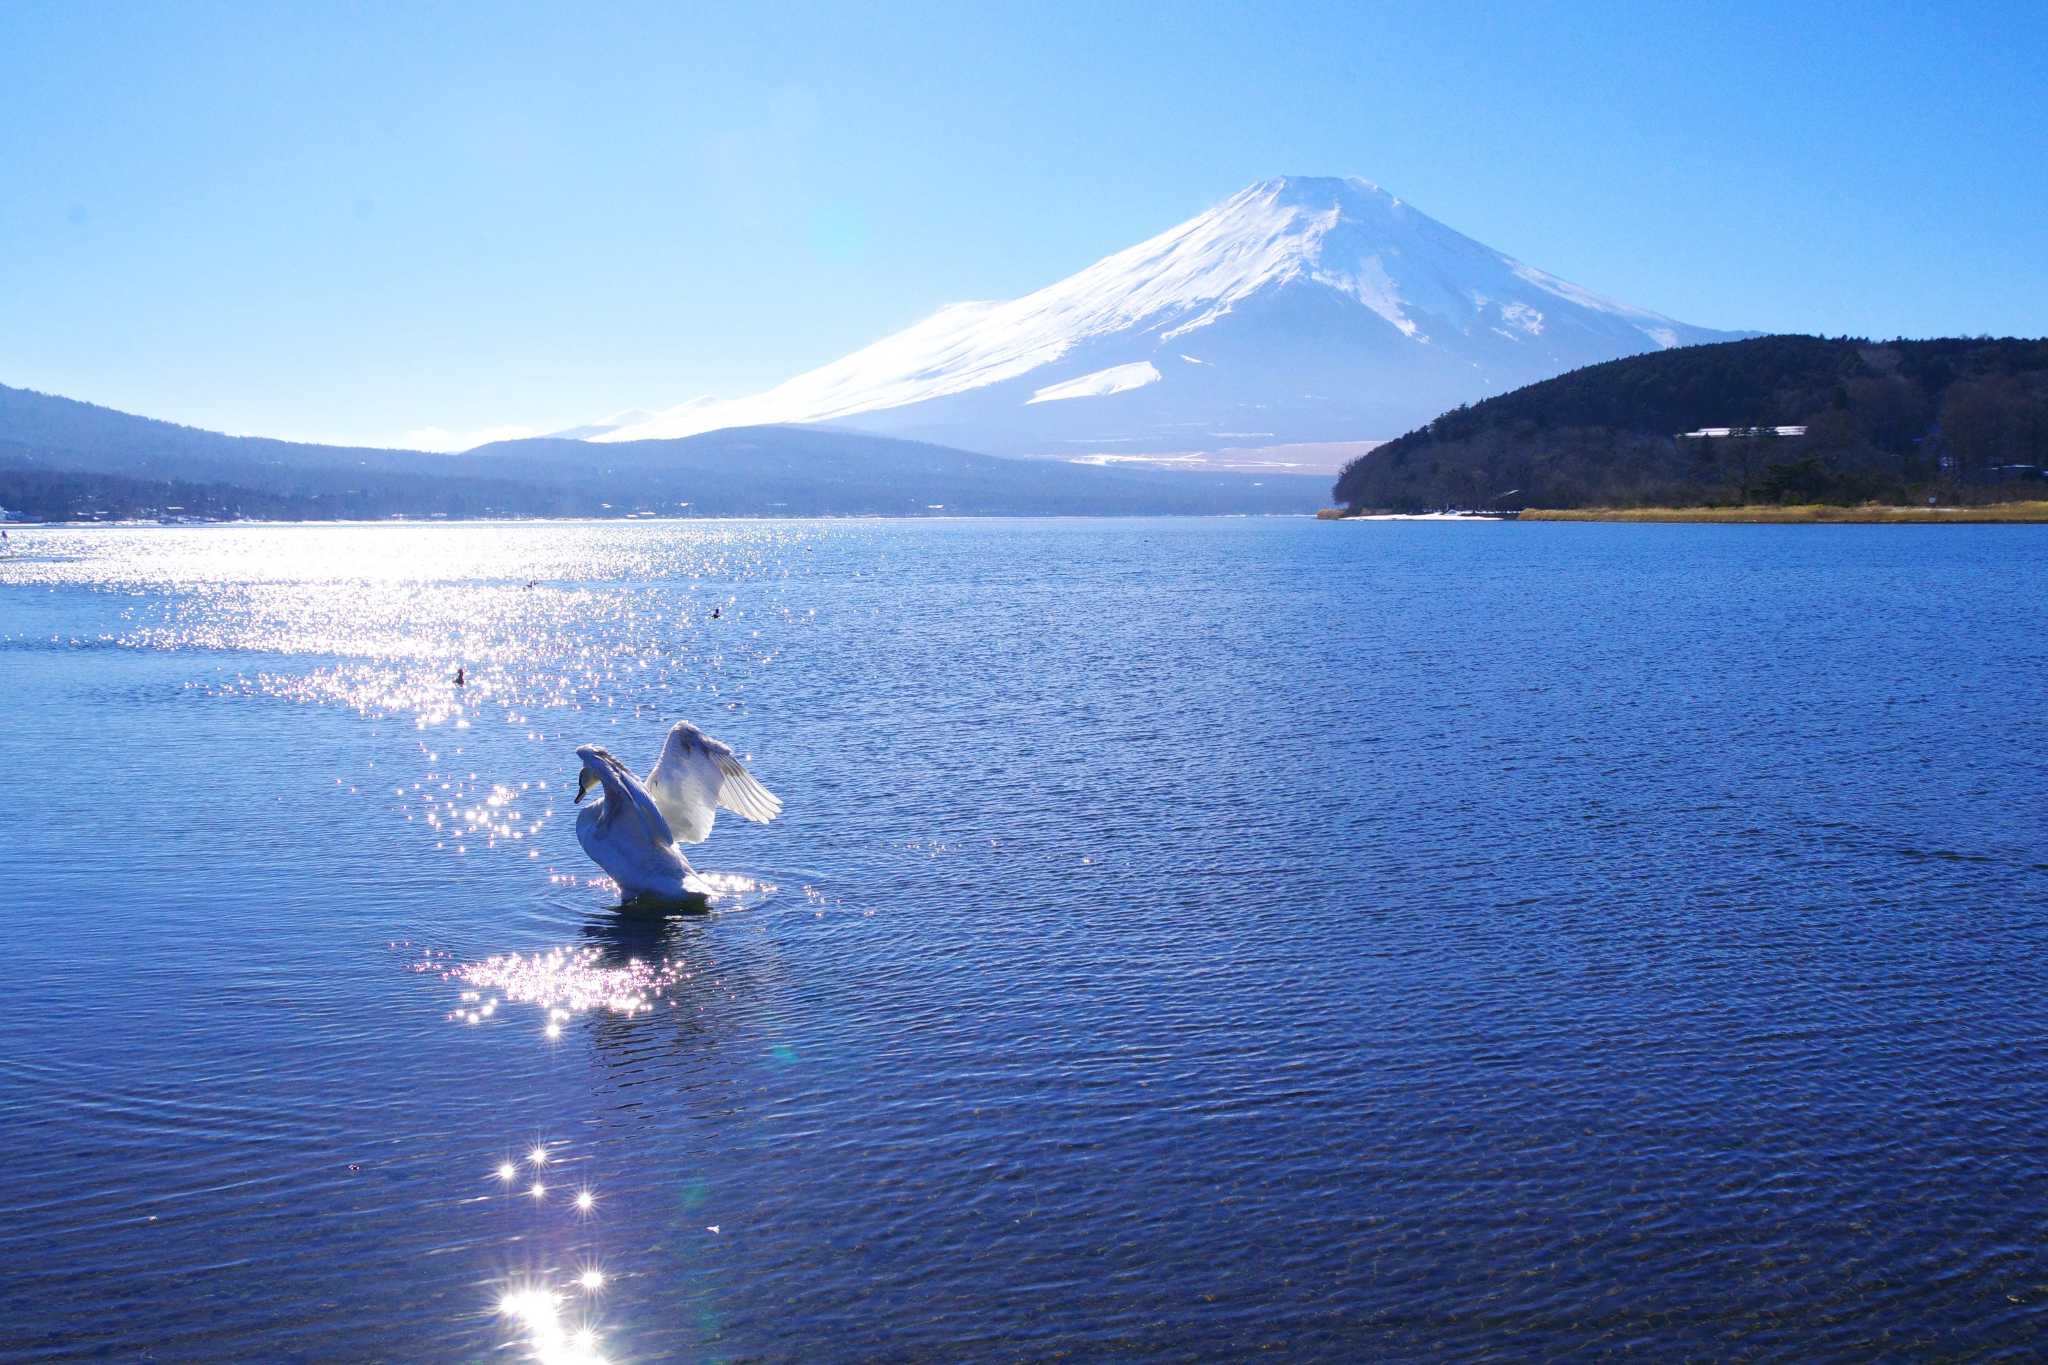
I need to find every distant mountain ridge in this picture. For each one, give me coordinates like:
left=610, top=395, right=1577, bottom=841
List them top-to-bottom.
left=596, top=176, right=1751, bottom=459
left=0, top=381, right=442, bottom=482
left=0, top=382, right=1326, bottom=519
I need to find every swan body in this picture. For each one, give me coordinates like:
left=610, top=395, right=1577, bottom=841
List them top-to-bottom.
left=643, top=721, right=782, bottom=844
left=571, top=744, right=707, bottom=903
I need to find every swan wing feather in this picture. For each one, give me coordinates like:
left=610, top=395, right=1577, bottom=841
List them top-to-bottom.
left=712, top=752, right=783, bottom=824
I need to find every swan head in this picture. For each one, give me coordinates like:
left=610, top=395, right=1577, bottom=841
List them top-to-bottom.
left=572, top=744, right=613, bottom=805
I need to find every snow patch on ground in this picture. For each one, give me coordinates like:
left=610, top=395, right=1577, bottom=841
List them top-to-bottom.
left=1069, top=452, right=1208, bottom=467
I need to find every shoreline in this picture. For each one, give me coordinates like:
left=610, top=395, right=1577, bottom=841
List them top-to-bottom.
left=1519, top=502, right=2048, bottom=524
left=1324, top=503, right=2048, bottom=524
left=0, top=511, right=1327, bottom=531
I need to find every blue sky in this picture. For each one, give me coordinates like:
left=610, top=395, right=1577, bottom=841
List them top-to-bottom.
left=3, top=0, right=2043, bottom=447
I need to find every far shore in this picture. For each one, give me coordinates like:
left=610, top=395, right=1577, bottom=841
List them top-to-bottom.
left=1322, top=502, right=2048, bottom=524
left=1521, top=502, right=2048, bottom=524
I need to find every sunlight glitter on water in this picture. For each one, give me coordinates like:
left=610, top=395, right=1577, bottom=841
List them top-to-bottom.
left=6, top=525, right=818, bottom=765
left=3, top=528, right=816, bottom=926
left=62, top=529, right=819, bottom=900
left=433, top=947, right=693, bottom=1023
left=480, top=1133, right=621, bottom=1365
left=497, top=1285, right=608, bottom=1365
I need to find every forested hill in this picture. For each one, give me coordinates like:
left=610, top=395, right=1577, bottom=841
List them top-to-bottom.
left=1333, top=335, right=2048, bottom=511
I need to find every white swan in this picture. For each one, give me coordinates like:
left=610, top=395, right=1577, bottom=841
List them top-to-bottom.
left=642, top=720, right=782, bottom=843
left=571, top=744, right=707, bottom=904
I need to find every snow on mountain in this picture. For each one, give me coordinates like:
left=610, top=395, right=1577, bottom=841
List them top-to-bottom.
left=595, top=176, right=1749, bottom=459
left=1028, top=361, right=1162, bottom=405
left=545, top=408, right=658, bottom=441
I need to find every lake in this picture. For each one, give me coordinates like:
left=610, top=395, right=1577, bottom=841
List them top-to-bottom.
left=3, top=517, right=2045, bottom=1361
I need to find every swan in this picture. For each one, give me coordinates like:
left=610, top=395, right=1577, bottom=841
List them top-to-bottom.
left=642, top=720, right=782, bottom=843
left=570, top=744, right=707, bottom=904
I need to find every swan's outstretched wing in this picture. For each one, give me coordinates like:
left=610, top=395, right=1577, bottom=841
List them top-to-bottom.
left=650, top=722, right=782, bottom=839
left=684, top=728, right=782, bottom=825
left=577, top=744, right=677, bottom=848
left=707, top=744, right=782, bottom=824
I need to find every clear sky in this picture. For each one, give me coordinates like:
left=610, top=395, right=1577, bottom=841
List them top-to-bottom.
left=3, top=0, right=2043, bottom=448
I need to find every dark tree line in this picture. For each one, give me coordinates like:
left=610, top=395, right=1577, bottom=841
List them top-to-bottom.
left=1334, top=336, right=2048, bottom=511
left=0, top=463, right=572, bottom=522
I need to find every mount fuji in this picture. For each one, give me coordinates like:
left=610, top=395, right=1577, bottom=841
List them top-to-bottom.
left=591, top=177, right=1749, bottom=469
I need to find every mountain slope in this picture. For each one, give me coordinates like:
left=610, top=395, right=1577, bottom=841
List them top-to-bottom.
left=599, top=176, right=1749, bottom=458
left=0, top=381, right=445, bottom=486
left=0, top=383, right=1326, bottom=518
left=464, top=427, right=1326, bottom=515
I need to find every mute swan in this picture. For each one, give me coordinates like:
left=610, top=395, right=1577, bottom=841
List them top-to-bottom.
left=571, top=744, right=707, bottom=903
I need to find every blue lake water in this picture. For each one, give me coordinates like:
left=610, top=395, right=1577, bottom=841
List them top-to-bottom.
left=2, top=517, right=2046, bottom=1361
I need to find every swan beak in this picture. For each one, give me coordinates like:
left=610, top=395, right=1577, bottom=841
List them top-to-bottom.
left=573, top=766, right=597, bottom=804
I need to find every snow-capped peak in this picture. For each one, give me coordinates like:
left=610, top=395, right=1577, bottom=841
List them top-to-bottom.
left=593, top=176, right=1744, bottom=453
